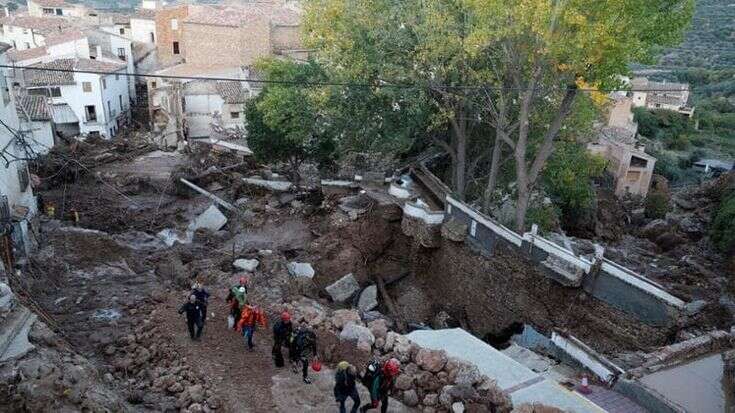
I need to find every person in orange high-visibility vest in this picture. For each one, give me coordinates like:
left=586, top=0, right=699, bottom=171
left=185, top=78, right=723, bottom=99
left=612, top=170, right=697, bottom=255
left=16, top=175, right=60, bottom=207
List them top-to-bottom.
left=237, top=304, right=267, bottom=351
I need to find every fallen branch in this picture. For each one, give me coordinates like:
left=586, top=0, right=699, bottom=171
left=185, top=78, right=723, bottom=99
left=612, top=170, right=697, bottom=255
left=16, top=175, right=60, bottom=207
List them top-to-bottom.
left=374, top=273, right=407, bottom=332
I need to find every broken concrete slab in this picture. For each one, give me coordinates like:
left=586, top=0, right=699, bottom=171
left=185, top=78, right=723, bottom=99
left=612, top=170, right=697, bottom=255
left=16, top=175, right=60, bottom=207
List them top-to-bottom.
left=188, top=205, right=228, bottom=233
left=157, top=228, right=191, bottom=247
left=233, top=259, right=259, bottom=272
left=287, top=262, right=315, bottom=279
left=325, top=273, right=360, bottom=303
left=358, top=285, right=378, bottom=312
left=0, top=307, right=37, bottom=363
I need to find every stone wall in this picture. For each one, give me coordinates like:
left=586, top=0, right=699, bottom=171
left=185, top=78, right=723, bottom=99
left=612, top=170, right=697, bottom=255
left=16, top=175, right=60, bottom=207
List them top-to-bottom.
left=155, top=6, right=188, bottom=64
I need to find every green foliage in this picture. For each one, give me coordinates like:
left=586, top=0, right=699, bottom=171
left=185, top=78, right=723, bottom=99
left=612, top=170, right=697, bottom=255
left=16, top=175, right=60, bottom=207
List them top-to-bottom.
left=245, top=59, right=336, bottom=183
left=634, top=108, right=693, bottom=150
left=542, top=142, right=606, bottom=222
left=650, top=150, right=684, bottom=182
left=644, top=191, right=671, bottom=219
left=711, top=194, right=735, bottom=253
left=526, top=204, right=560, bottom=233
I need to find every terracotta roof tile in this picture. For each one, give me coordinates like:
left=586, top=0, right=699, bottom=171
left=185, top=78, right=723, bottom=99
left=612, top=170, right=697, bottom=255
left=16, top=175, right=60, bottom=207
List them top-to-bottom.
left=184, top=3, right=300, bottom=27
left=132, top=8, right=156, bottom=20
left=0, top=14, right=73, bottom=35
left=6, top=46, right=48, bottom=62
left=24, top=57, right=125, bottom=86
left=215, top=81, right=248, bottom=104
left=16, top=94, right=51, bottom=121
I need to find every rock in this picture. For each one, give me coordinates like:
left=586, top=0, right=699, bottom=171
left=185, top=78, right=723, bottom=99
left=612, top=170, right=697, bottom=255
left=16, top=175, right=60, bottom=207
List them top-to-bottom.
left=674, top=197, right=696, bottom=211
left=188, top=205, right=227, bottom=233
left=678, top=216, right=705, bottom=238
left=441, top=219, right=468, bottom=242
left=642, top=219, right=671, bottom=241
left=157, top=228, right=191, bottom=246
left=654, top=232, right=687, bottom=252
left=233, top=259, right=259, bottom=272
left=287, top=262, right=315, bottom=278
left=325, top=273, right=360, bottom=302
left=0, top=282, right=15, bottom=313
left=358, top=285, right=378, bottom=311
left=685, top=300, right=708, bottom=316
left=332, top=309, right=362, bottom=329
left=431, top=311, right=455, bottom=329
left=368, top=319, right=389, bottom=339
left=340, top=323, right=375, bottom=346
left=384, top=331, right=399, bottom=352
left=393, top=335, right=412, bottom=362
left=375, top=338, right=385, bottom=350
left=357, top=340, right=372, bottom=353
left=134, top=348, right=151, bottom=365
left=415, top=349, right=448, bottom=373
left=454, top=364, right=482, bottom=387
left=416, top=371, right=443, bottom=392
left=395, top=374, right=414, bottom=391
left=167, top=382, right=184, bottom=394
left=187, top=384, right=205, bottom=403
left=439, top=386, right=455, bottom=407
left=403, top=389, right=419, bottom=407
left=424, top=393, right=439, bottom=406
left=452, top=402, right=465, bottom=413
left=188, top=403, right=204, bottom=413
left=423, top=407, right=437, bottom=413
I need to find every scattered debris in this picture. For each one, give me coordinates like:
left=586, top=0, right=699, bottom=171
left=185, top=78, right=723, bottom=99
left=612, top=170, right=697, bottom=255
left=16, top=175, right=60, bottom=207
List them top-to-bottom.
left=233, top=258, right=260, bottom=272
left=287, top=262, right=315, bottom=279
left=325, top=273, right=360, bottom=302
left=358, top=285, right=379, bottom=312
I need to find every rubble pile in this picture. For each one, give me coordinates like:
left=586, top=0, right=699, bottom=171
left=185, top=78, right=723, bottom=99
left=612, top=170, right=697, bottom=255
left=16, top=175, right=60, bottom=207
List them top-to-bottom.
left=284, top=299, right=513, bottom=413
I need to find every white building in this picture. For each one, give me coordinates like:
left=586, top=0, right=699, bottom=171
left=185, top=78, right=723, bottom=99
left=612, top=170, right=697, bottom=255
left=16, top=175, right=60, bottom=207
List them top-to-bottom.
left=27, top=0, right=86, bottom=18
left=129, top=9, right=156, bottom=44
left=0, top=14, right=73, bottom=51
left=0, top=45, right=38, bottom=262
left=20, top=57, right=130, bottom=138
left=631, top=77, right=695, bottom=117
left=15, top=93, right=55, bottom=153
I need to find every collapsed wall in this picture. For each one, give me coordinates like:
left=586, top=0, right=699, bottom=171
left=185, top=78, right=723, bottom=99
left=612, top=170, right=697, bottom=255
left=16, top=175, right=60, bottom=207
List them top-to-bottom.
left=315, top=196, right=674, bottom=355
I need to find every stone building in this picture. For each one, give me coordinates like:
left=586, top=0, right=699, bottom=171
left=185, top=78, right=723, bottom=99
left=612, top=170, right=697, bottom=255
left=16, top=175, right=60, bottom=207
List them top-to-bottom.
left=631, top=77, right=695, bottom=117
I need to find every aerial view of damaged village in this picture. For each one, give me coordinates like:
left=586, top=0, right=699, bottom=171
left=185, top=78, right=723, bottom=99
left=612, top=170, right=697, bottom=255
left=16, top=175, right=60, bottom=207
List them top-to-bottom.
left=1, top=0, right=735, bottom=411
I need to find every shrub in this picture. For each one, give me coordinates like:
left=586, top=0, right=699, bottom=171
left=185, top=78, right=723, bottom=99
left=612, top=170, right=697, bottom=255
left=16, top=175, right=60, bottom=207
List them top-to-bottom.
left=644, top=190, right=671, bottom=219
left=712, top=194, right=735, bottom=253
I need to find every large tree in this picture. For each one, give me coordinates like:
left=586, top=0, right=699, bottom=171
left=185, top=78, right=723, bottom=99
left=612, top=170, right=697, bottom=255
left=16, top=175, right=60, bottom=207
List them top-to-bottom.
left=304, top=0, right=693, bottom=230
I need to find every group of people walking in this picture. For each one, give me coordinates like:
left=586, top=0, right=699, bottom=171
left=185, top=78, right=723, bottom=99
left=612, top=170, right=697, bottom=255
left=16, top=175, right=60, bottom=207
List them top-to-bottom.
left=178, top=277, right=401, bottom=412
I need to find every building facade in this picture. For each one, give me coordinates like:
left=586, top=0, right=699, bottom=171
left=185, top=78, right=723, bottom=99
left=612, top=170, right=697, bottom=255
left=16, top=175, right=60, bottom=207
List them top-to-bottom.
left=631, top=77, right=695, bottom=117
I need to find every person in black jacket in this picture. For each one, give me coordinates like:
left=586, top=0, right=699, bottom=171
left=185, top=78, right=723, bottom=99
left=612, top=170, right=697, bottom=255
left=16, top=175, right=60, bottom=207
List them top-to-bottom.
left=191, top=282, right=210, bottom=322
left=178, top=294, right=204, bottom=340
left=272, top=311, right=293, bottom=368
left=290, top=321, right=317, bottom=384
left=334, top=361, right=360, bottom=413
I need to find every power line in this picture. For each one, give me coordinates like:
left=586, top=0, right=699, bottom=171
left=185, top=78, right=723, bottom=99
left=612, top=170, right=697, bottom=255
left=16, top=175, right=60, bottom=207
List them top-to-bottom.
left=0, top=64, right=704, bottom=94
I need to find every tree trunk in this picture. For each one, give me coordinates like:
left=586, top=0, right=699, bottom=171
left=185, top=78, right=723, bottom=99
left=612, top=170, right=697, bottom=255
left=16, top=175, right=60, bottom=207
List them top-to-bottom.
left=450, top=111, right=468, bottom=200
left=483, top=134, right=503, bottom=213
left=515, top=181, right=530, bottom=233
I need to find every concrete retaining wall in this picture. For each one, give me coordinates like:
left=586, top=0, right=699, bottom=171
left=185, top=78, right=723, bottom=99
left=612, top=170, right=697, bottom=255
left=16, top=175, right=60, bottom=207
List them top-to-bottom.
left=443, top=195, right=684, bottom=326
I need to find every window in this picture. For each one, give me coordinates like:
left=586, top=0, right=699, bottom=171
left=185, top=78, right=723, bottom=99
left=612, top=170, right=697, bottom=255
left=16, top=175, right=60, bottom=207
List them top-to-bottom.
left=43, top=8, right=54, bottom=14
left=55, top=8, right=63, bottom=16
left=171, top=19, right=178, bottom=30
left=119, top=28, right=125, bottom=35
left=22, top=29, right=28, bottom=34
left=150, top=33, right=155, bottom=43
left=172, top=41, right=180, bottom=55
left=23, top=42, right=30, bottom=49
left=117, top=47, right=126, bottom=61
left=115, top=74, right=119, bottom=81
left=101, top=78, right=107, bottom=89
left=150, top=81, right=157, bottom=89
left=82, top=82, right=92, bottom=92
left=49, top=87, right=61, bottom=97
left=119, top=95, right=123, bottom=110
left=107, top=101, right=112, bottom=118
left=85, top=105, right=97, bottom=122
left=230, top=111, right=240, bottom=119
left=630, top=156, right=648, bottom=168
left=17, top=163, right=29, bottom=192
left=626, top=170, right=641, bottom=183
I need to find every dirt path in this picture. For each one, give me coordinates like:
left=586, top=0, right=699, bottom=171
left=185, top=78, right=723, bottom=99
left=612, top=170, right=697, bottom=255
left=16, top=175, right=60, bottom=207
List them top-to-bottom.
left=156, top=291, right=280, bottom=413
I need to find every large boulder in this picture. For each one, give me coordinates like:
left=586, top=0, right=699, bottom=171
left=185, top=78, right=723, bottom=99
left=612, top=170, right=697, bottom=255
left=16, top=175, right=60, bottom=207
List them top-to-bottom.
left=188, top=205, right=227, bottom=233
left=233, top=259, right=259, bottom=272
left=287, top=262, right=315, bottom=278
left=325, top=273, right=360, bottom=302
left=358, top=285, right=378, bottom=311
left=332, top=309, right=361, bottom=329
left=368, top=319, right=389, bottom=339
left=340, top=323, right=375, bottom=346
left=415, top=348, right=448, bottom=373
left=402, top=390, right=419, bottom=407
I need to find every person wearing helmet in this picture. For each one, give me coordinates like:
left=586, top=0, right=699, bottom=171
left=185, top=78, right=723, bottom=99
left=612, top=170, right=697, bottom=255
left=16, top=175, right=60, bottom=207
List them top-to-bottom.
left=226, top=276, right=248, bottom=330
left=191, top=281, right=210, bottom=323
left=178, top=294, right=204, bottom=340
left=236, top=303, right=267, bottom=350
left=272, top=311, right=293, bottom=368
left=290, top=320, right=318, bottom=384
left=360, top=358, right=400, bottom=413
left=334, top=361, right=361, bottom=413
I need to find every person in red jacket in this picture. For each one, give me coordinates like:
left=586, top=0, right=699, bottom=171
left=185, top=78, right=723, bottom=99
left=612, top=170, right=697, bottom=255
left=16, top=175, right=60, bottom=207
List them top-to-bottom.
left=237, top=304, right=267, bottom=350
left=360, top=358, right=400, bottom=413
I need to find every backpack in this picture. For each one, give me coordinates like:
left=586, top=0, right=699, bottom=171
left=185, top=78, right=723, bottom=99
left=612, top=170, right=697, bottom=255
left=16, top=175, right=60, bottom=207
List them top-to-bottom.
left=295, top=329, right=316, bottom=350
left=361, top=360, right=381, bottom=388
